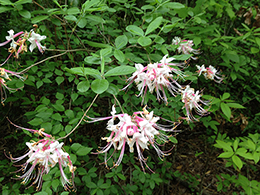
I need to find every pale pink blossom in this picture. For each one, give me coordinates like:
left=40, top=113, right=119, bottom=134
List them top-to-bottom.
left=172, top=37, right=200, bottom=59
left=196, top=65, right=224, bottom=83
left=88, top=106, right=178, bottom=172
left=5, top=122, right=76, bottom=191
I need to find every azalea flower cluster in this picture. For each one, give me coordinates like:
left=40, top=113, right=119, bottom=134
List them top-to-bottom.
left=0, top=26, right=46, bottom=66
left=172, top=36, right=200, bottom=59
left=123, top=55, right=184, bottom=104
left=196, top=65, right=224, bottom=83
left=0, top=68, right=25, bottom=105
left=180, top=85, right=210, bottom=121
left=88, top=106, right=178, bottom=172
left=5, top=121, right=76, bottom=191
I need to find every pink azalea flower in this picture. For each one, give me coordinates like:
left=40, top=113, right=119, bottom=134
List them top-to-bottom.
left=28, top=31, right=46, bottom=53
left=172, top=37, right=200, bottom=59
left=123, top=55, right=184, bottom=104
left=196, top=65, right=224, bottom=83
left=180, top=85, right=210, bottom=122
left=88, top=106, right=178, bottom=172
left=5, top=121, right=76, bottom=191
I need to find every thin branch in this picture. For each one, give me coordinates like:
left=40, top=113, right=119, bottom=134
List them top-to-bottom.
left=57, top=94, right=99, bottom=141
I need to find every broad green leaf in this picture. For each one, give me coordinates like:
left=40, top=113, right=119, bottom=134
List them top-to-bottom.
left=0, top=0, right=13, bottom=5
left=82, top=0, right=100, bottom=12
left=165, top=2, right=185, bottom=9
left=0, top=6, right=13, bottom=13
left=67, top=7, right=80, bottom=15
left=19, top=10, right=31, bottom=18
left=31, top=15, right=49, bottom=23
left=64, top=15, right=77, bottom=21
left=86, top=15, right=105, bottom=24
left=145, top=16, right=163, bottom=36
left=77, top=18, right=87, bottom=28
left=126, top=25, right=144, bottom=36
left=115, top=35, right=128, bottom=49
left=138, top=36, right=152, bottom=46
left=255, top=37, right=260, bottom=48
left=100, top=47, right=112, bottom=57
left=251, top=47, right=259, bottom=54
left=114, top=49, right=125, bottom=62
left=172, top=54, right=192, bottom=60
left=104, top=66, right=136, bottom=77
left=65, top=67, right=101, bottom=77
left=55, top=76, right=64, bottom=85
left=91, top=79, right=109, bottom=94
left=77, top=80, right=90, bottom=92
left=106, top=83, right=119, bottom=95
left=222, top=92, right=230, bottom=100
left=220, top=102, right=231, bottom=119
left=226, top=103, right=245, bottom=109
left=53, top=104, right=65, bottom=112
left=65, top=110, right=74, bottom=119
left=52, top=113, right=62, bottom=121
left=28, top=118, right=43, bottom=126
left=247, top=139, right=256, bottom=150
left=214, top=140, right=233, bottom=151
left=233, top=140, right=238, bottom=151
left=71, top=143, right=82, bottom=151
left=76, top=146, right=92, bottom=156
left=218, top=151, right=234, bottom=158
left=232, top=155, right=243, bottom=169
left=52, top=179, right=60, bottom=192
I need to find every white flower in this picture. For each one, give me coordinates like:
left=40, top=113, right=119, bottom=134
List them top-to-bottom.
left=28, top=31, right=46, bottom=53
left=172, top=37, right=200, bottom=59
left=196, top=65, right=224, bottom=83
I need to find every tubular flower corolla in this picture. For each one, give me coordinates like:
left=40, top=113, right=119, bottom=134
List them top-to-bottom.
left=172, top=37, right=200, bottom=59
left=122, top=55, right=184, bottom=104
left=196, top=65, right=224, bottom=83
left=180, top=85, right=210, bottom=122
left=88, top=105, right=178, bottom=172
left=5, top=121, right=76, bottom=191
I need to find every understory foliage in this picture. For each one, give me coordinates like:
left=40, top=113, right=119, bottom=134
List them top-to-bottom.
left=0, top=0, right=260, bottom=195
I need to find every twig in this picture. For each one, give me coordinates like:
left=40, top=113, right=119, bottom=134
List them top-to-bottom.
left=57, top=94, right=99, bottom=141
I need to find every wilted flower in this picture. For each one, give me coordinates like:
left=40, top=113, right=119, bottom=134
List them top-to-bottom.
left=28, top=31, right=46, bottom=53
left=172, top=37, right=200, bottom=59
left=123, top=55, right=184, bottom=104
left=196, top=65, right=224, bottom=83
left=180, top=85, right=210, bottom=122
left=88, top=105, right=178, bottom=172
left=5, top=121, right=76, bottom=191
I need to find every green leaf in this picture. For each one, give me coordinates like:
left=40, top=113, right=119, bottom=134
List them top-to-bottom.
left=0, top=0, right=13, bottom=5
left=14, top=0, right=32, bottom=5
left=82, top=0, right=100, bottom=12
left=165, top=2, right=185, bottom=9
left=0, top=6, right=13, bottom=13
left=67, top=7, right=80, bottom=15
left=19, top=10, right=31, bottom=18
left=31, top=15, right=49, bottom=23
left=64, top=15, right=77, bottom=21
left=86, top=15, right=105, bottom=24
left=145, top=16, right=163, bottom=36
left=77, top=18, right=87, bottom=28
left=126, top=25, right=144, bottom=36
left=115, top=35, right=128, bottom=49
left=138, top=36, right=152, bottom=46
left=255, top=37, right=260, bottom=48
left=85, top=40, right=111, bottom=48
left=100, top=47, right=112, bottom=57
left=251, top=47, right=259, bottom=54
left=114, top=49, right=125, bottom=62
left=172, top=54, right=192, bottom=60
left=104, top=66, right=136, bottom=77
left=65, top=67, right=101, bottom=77
left=55, top=76, right=64, bottom=85
left=91, top=79, right=109, bottom=94
left=36, top=80, right=43, bottom=88
left=77, top=80, right=90, bottom=92
left=106, top=83, right=119, bottom=95
left=222, top=93, right=230, bottom=100
left=220, top=102, right=231, bottom=119
left=226, top=103, right=245, bottom=109
left=53, top=104, right=65, bottom=112
left=65, top=110, right=74, bottom=119
left=52, top=113, right=62, bottom=122
left=28, top=118, right=43, bottom=126
left=169, top=136, right=178, bottom=143
left=214, top=140, right=233, bottom=151
left=233, top=140, right=238, bottom=151
left=71, top=143, right=82, bottom=151
left=76, top=147, right=92, bottom=156
left=218, top=151, right=234, bottom=158
left=232, top=155, right=243, bottom=170
left=52, top=179, right=60, bottom=191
